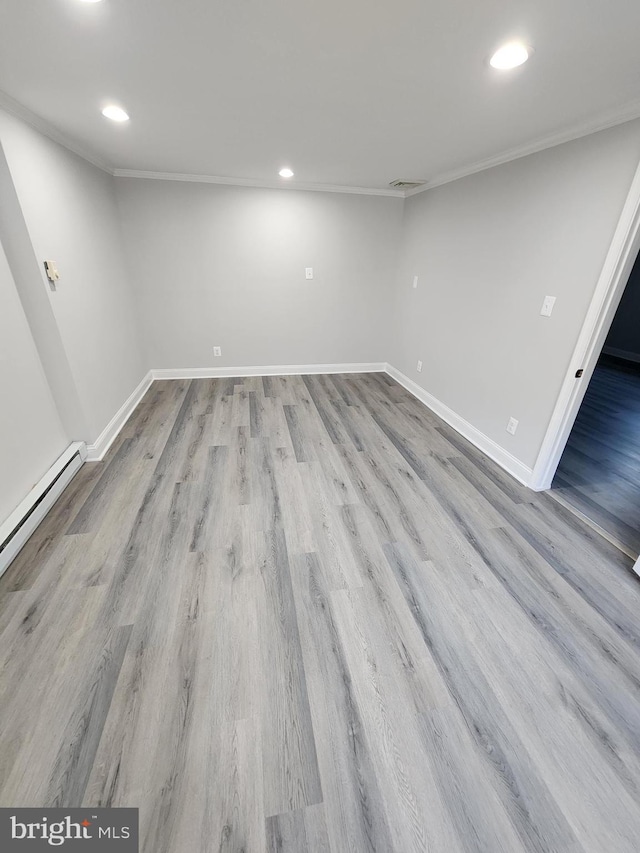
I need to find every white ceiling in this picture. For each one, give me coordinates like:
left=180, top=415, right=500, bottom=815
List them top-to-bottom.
left=2, top=0, right=640, bottom=191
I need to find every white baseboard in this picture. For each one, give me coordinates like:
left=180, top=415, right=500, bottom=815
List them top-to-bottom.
left=602, top=345, right=640, bottom=364
left=21, top=358, right=531, bottom=522
left=151, top=362, right=386, bottom=380
left=85, top=364, right=383, bottom=461
left=385, top=364, right=534, bottom=487
left=85, top=371, right=153, bottom=461
left=0, top=442, right=86, bottom=579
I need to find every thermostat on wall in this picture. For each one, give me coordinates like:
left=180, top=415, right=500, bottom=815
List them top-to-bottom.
left=44, top=260, right=60, bottom=286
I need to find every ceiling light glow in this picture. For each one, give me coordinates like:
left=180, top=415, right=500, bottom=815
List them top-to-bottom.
left=78, top=1, right=104, bottom=4
left=489, top=42, right=530, bottom=70
left=102, top=105, right=130, bottom=122
left=279, top=167, right=294, bottom=178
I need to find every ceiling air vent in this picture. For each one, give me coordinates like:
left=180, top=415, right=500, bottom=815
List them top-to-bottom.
left=389, top=180, right=425, bottom=189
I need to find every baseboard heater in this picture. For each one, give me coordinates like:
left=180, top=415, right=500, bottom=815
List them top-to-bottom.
left=0, top=442, right=86, bottom=580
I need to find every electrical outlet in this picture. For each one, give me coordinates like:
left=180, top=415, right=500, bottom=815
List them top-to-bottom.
left=412, top=276, right=418, bottom=289
left=213, top=346, right=222, bottom=357
left=416, top=360, right=423, bottom=373
left=506, top=417, right=519, bottom=435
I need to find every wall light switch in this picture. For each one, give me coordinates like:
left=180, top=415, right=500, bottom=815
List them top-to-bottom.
left=305, top=267, right=314, bottom=280
left=412, top=276, right=418, bottom=289
left=540, top=295, right=556, bottom=317
left=506, top=417, right=519, bottom=435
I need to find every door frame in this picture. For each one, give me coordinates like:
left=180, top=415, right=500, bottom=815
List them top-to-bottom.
left=529, top=156, right=640, bottom=491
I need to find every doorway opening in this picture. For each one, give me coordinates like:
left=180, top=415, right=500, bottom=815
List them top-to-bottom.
left=550, top=251, right=640, bottom=558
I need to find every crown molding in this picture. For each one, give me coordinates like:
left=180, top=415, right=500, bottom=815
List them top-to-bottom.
left=2, top=88, right=640, bottom=199
left=0, top=90, right=113, bottom=175
left=405, top=99, right=640, bottom=197
left=112, top=169, right=405, bottom=198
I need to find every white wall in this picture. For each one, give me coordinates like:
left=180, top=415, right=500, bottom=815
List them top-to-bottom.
left=2, top=103, right=640, bottom=501
left=0, top=109, right=146, bottom=443
left=391, top=120, right=640, bottom=471
left=0, top=139, right=88, bottom=441
left=115, top=179, right=403, bottom=368
left=0, top=238, right=68, bottom=523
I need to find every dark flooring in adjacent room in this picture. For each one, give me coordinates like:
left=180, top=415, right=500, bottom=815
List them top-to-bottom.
left=552, top=356, right=640, bottom=557
left=1, top=373, right=640, bottom=852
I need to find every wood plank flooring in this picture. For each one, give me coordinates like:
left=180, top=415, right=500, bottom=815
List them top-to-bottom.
left=552, top=357, right=640, bottom=556
left=1, top=372, right=640, bottom=852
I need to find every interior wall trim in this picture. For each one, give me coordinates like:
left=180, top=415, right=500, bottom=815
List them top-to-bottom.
left=3, top=88, right=640, bottom=200
left=0, top=90, right=113, bottom=174
left=405, top=101, right=640, bottom=196
left=113, top=170, right=405, bottom=198
left=0, top=357, right=548, bottom=581
left=95, top=362, right=530, bottom=487
left=151, top=363, right=387, bottom=380
left=385, top=363, right=534, bottom=487
left=85, top=371, right=153, bottom=461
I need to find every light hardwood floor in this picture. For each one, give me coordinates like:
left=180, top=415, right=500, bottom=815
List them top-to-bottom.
left=553, top=357, right=640, bottom=556
left=1, top=372, right=640, bottom=852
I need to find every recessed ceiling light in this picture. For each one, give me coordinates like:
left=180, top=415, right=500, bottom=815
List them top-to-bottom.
left=489, top=42, right=531, bottom=70
left=102, top=105, right=130, bottom=122
left=279, top=167, right=294, bottom=178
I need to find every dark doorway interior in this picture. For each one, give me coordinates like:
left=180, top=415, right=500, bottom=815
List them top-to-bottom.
left=552, top=254, right=640, bottom=557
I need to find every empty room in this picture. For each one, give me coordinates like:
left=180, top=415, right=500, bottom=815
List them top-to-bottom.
left=2, top=2, right=640, bottom=852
